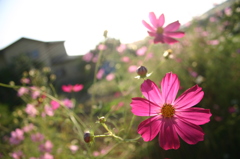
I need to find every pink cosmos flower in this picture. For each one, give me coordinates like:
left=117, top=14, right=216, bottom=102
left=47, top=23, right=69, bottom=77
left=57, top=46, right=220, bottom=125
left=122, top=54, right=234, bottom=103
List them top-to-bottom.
left=142, top=12, right=185, bottom=44
left=207, top=40, right=219, bottom=45
left=98, top=44, right=107, bottom=50
left=116, top=44, right=126, bottom=53
left=136, top=46, right=147, bottom=56
left=82, top=52, right=93, bottom=62
left=121, top=56, right=130, bottom=63
left=128, top=65, right=138, bottom=73
left=96, top=68, right=105, bottom=79
left=130, top=72, right=211, bottom=150
left=106, top=73, right=115, bottom=81
left=20, top=78, right=30, bottom=84
left=62, top=84, right=84, bottom=93
left=72, top=84, right=84, bottom=92
left=17, top=87, right=29, bottom=96
left=30, top=87, right=41, bottom=99
left=62, top=98, right=74, bottom=108
left=50, top=100, right=60, bottom=110
left=25, top=104, right=38, bottom=117
left=43, top=105, right=54, bottom=116
left=22, top=123, right=35, bottom=132
left=9, top=129, right=24, bottom=145
left=31, top=132, right=45, bottom=142
left=39, top=140, right=53, bottom=152
left=69, top=145, right=79, bottom=153
left=10, top=150, right=24, bottom=159
left=39, top=153, right=54, bottom=159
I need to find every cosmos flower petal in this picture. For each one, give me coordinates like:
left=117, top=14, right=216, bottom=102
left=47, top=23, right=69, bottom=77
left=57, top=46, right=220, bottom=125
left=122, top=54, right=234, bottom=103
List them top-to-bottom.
left=149, top=12, right=158, bottom=28
left=157, top=14, right=165, bottom=27
left=142, top=20, right=155, bottom=32
left=164, top=21, right=181, bottom=32
left=147, top=31, right=156, bottom=37
left=164, top=31, right=185, bottom=38
left=154, top=34, right=164, bottom=43
left=163, top=36, right=179, bottom=44
left=160, top=72, right=180, bottom=104
left=141, top=79, right=164, bottom=105
left=174, top=85, right=204, bottom=109
left=130, top=97, right=160, bottom=116
left=175, top=108, right=211, bottom=125
left=138, top=116, right=162, bottom=141
left=174, top=117, right=204, bottom=144
left=159, top=118, right=180, bottom=150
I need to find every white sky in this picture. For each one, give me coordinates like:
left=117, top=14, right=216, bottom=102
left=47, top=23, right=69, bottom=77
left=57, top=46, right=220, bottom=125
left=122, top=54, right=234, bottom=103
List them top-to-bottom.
left=0, top=0, right=226, bottom=55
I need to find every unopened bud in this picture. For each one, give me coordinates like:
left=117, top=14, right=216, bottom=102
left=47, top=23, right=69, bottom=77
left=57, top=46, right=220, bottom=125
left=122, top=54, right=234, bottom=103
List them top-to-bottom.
left=103, top=30, right=108, bottom=38
left=163, top=49, right=172, bottom=59
left=137, top=66, right=148, bottom=78
left=98, top=116, right=106, bottom=123
left=84, top=131, right=93, bottom=143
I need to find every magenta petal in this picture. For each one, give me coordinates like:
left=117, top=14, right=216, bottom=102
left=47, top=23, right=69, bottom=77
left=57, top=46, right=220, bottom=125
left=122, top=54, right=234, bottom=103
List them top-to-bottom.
left=149, top=12, right=158, bottom=28
left=157, top=14, right=165, bottom=27
left=142, top=20, right=155, bottom=32
left=164, top=21, right=180, bottom=32
left=147, top=31, right=156, bottom=37
left=164, top=31, right=185, bottom=38
left=154, top=34, right=164, bottom=43
left=163, top=35, right=179, bottom=44
left=160, top=73, right=180, bottom=104
left=141, top=79, right=164, bottom=105
left=174, top=85, right=204, bottom=109
left=130, top=97, right=160, bottom=116
left=175, top=108, right=211, bottom=125
left=138, top=116, right=161, bottom=141
left=159, top=118, right=180, bottom=150
left=174, top=118, right=204, bottom=144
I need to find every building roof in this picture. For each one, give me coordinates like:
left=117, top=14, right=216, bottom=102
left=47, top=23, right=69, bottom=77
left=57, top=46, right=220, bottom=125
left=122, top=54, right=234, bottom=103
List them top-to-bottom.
left=0, top=37, right=65, bottom=52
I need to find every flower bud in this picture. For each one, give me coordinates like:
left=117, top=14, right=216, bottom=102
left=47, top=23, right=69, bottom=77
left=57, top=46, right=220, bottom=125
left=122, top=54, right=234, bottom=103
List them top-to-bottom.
left=103, top=30, right=108, bottom=38
left=163, top=49, right=172, bottom=59
left=136, top=66, right=148, bottom=78
left=98, top=116, right=106, bottom=123
left=84, top=131, right=93, bottom=143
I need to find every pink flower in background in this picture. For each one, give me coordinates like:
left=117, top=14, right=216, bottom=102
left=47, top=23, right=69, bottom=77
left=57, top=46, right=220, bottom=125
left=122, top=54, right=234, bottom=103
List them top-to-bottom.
left=224, top=7, right=232, bottom=16
left=142, top=12, right=185, bottom=44
left=208, top=40, right=219, bottom=45
left=98, top=44, right=107, bottom=50
left=116, top=44, right=126, bottom=53
left=136, top=46, right=147, bottom=56
left=82, top=52, right=93, bottom=62
left=146, top=52, right=154, bottom=60
left=92, top=55, right=98, bottom=63
left=121, top=56, right=130, bottom=63
left=128, top=65, right=138, bottom=73
left=97, top=68, right=105, bottom=79
left=130, top=72, right=211, bottom=150
left=106, top=73, right=115, bottom=81
left=20, top=78, right=30, bottom=84
left=62, top=84, right=84, bottom=92
left=72, top=84, right=84, bottom=92
left=62, top=85, right=72, bottom=92
left=17, top=87, right=29, bottom=96
left=30, top=87, right=41, bottom=99
left=63, top=99, right=74, bottom=108
left=50, top=100, right=60, bottom=110
left=25, top=104, right=38, bottom=117
left=43, top=105, right=54, bottom=116
left=214, top=116, right=223, bottom=122
left=22, top=123, right=35, bottom=132
left=9, top=129, right=24, bottom=145
left=31, top=132, right=44, bottom=142
left=39, top=140, right=53, bottom=152
left=69, top=145, right=79, bottom=153
left=10, top=150, right=24, bottom=159
left=39, top=153, right=54, bottom=159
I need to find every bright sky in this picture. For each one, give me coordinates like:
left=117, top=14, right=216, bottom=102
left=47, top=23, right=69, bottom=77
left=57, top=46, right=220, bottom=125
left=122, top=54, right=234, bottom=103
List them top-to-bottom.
left=0, top=0, right=226, bottom=56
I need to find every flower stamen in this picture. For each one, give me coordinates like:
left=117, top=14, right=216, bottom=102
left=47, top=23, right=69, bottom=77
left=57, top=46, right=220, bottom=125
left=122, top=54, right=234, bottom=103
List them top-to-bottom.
left=157, top=27, right=164, bottom=34
left=161, top=104, right=175, bottom=118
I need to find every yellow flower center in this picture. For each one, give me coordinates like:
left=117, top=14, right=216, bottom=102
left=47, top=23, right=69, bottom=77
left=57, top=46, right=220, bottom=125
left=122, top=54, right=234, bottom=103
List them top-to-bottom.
left=157, top=27, right=164, bottom=34
left=161, top=104, right=175, bottom=118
